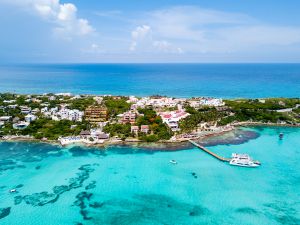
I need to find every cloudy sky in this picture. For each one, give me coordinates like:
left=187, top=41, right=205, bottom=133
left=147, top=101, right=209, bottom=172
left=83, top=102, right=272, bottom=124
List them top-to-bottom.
left=1, top=0, right=300, bottom=63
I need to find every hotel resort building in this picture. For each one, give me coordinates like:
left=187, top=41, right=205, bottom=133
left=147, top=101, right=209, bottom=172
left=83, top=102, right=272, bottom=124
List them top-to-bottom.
left=85, top=106, right=108, bottom=123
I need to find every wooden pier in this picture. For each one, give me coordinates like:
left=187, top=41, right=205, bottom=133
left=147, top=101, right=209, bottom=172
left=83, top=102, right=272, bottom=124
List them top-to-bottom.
left=188, top=140, right=231, bottom=162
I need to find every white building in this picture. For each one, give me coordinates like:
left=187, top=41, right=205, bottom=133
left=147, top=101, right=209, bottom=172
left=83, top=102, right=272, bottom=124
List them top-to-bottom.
left=189, top=98, right=225, bottom=108
left=20, top=106, right=31, bottom=114
left=159, top=110, right=190, bottom=132
left=25, top=114, right=37, bottom=123
left=0, top=116, right=12, bottom=121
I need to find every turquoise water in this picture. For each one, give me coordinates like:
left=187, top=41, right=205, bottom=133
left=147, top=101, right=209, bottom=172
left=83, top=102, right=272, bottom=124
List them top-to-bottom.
left=0, top=64, right=300, bottom=98
left=0, top=127, right=300, bottom=224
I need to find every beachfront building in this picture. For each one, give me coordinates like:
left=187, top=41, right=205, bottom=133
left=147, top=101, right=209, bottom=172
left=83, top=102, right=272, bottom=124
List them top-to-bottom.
left=85, top=106, right=108, bottom=123
left=159, top=110, right=190, bottom=132
left=140, top=125, right=150, bottom=134
left=131, top=126, right=139, bottom=135
left=80, top=130, right=91, bottom=139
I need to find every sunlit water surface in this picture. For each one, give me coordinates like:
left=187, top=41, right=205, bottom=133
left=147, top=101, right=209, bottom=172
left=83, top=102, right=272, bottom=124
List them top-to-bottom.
left=0, top=127, right=300, bottom=225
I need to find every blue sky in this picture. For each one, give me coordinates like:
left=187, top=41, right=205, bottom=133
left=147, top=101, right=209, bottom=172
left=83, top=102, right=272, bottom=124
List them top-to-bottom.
left=1, top=0, right=300, bottom=63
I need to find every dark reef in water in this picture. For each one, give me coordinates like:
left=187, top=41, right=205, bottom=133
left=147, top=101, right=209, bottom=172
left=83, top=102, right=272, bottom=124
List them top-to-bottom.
left=199, top=129, right=260, bottom=147
left=0, top=142, right=64, bottom=174
left=0, top=159, right=26, bottom=173
left=13, top=164, right=96, bottom=207
left=85, top=181, right=96, bottom=190
left=73, top=192, right=94, bottom=220
left=79, top=194, right=210, bottom=224
left=264, top=202, right=300, bottom=225
left=0, top=207, right=11, bottom=220
left=236, top=207, right=258, bottom=214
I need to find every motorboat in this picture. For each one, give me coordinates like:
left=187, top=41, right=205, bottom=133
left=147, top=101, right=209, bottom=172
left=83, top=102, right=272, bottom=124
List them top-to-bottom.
left=229, top=153, right=260, bottom=168
left=169, top=160, right=177, bottom=164
left=9, top=189, right=17, bottom=193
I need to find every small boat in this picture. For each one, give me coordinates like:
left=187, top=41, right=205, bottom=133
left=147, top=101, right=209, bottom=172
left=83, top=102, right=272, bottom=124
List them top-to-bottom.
left=279, top=133, right=284, bottom=140
left=169, top=160, right=177, bottom=164
left=9, top=189, right=17, bottom=193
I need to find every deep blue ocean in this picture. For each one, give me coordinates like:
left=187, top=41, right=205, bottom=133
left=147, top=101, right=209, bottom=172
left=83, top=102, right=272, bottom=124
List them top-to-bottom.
left=0, top=63, right=300, bottom=98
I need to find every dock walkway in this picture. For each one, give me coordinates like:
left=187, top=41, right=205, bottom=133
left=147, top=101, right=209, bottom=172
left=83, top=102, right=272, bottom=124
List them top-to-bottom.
left=188, top=140, right=231, bottom=162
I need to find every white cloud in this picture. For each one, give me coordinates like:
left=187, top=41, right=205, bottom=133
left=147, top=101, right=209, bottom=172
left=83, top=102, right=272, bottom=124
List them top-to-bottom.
left=3, top=0, right=94, bottom=39
left=141, top=6, right=300, bottom=54
left=129, top=25, right=182, bottom=54
left=130, top=25, right=152, bottom=51
left=153, top=41, right=183, bottom=54
left=81, top=43, right=105, bottom=54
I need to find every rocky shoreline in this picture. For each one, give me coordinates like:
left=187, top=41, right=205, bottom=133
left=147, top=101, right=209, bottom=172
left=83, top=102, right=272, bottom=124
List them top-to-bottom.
left=1, top=123, right=297, bottom=151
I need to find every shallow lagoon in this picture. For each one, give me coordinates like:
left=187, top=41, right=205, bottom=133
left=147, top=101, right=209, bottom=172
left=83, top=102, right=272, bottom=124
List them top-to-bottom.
left=0, top=127, right=300, bottom=225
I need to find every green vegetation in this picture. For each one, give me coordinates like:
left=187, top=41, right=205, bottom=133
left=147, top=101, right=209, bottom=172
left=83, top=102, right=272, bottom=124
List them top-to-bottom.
left=1, top=93, right=300, bottom=143
left=103, top=96, right=131, bottom=118
left=69, top=97, right=96, bottom=111
left=224, top=98, right=300, bottom=110
left=218, top=99, right=299, bottom=126
left=179, top=106, right=226, bottom=133
left=137, top=108, right=173, bottom=141
left=218, top=110, right=290, bottom=126
left=21, top=118, right=88, bottom=140
left=103, top=123, right=131, bottom=140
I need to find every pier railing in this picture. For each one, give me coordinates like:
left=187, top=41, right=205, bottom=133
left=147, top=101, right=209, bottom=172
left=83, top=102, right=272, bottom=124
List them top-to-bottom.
left=188, top=140, right=231, bottom=162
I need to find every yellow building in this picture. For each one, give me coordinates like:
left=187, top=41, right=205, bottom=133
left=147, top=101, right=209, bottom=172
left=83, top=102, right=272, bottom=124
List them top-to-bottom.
left=85, top=106, right=108, bottom=123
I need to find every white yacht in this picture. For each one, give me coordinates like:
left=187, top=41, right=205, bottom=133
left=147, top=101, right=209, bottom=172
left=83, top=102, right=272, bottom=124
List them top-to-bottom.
left=229, top=153, right=260, bottom=168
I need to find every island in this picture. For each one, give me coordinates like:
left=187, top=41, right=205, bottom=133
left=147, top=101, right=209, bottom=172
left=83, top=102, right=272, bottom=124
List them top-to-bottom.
left=0, top=92, right=300, bottom=146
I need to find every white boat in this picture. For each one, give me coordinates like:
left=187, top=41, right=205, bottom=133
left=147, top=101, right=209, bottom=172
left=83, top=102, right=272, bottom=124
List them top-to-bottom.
left=229, top=153, right=260, bottom=168
left=169, top=160, right=177, bottom=164
left=9, top=189, right=17, bottom=193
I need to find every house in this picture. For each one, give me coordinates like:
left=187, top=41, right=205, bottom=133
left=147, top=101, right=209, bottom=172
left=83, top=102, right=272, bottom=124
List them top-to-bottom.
left=49, top=96, right=56, bottom=101
left=3, top=100, right=16, bottom=104
left=8, top=104, right=18, bottom=109
left=20, top=106, right=31, bottom=114
left=85, top=106, right=108, bottom=123
left=31, top=108, right=40, bottom=114
left=119, top=111, right=136, bottom=124
left=25, top=114, right=37, bottom=123
left=0, top=116, right=12, bottom=122
left=167, top=121, right=179, bottom=131
left=140, top=125, right=149, bottom=133
left=131, top=126, right=139, bottom=135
